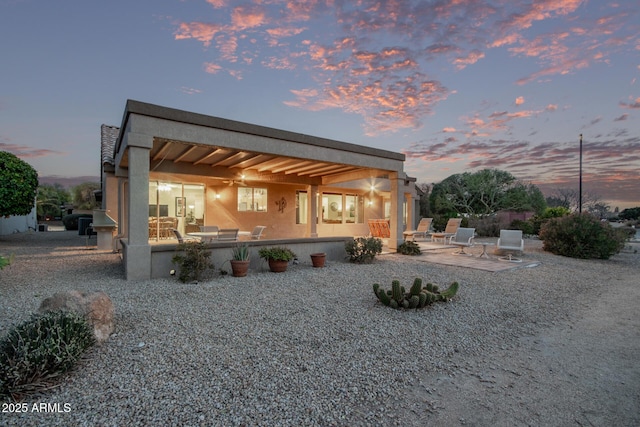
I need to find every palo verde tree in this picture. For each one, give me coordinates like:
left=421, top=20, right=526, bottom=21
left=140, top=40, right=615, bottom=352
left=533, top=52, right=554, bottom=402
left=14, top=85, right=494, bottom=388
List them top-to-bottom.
left=0, top=151, right=39, bottom=217
left=429, top=169, right=546, bottom=217
left=72, top=182, right=100, bottom=210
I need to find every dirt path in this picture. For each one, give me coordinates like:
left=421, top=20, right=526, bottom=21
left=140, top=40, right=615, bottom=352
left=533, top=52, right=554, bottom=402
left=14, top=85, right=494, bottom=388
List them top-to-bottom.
left=411, top=260, right=640, bottom=426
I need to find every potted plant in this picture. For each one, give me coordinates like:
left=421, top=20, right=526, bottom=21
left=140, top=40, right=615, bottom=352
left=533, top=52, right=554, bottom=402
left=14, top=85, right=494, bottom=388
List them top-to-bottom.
left=230, top=243, right=251, bottom=277
left=258, top=246, right=296, bottom=273
left=310, top=252, right=326, bottom=268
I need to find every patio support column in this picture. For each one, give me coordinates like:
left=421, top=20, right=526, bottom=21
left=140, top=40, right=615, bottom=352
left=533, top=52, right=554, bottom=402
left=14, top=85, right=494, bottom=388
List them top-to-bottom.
left=124, top=132, right=153, bottom=280
left=389, top=172, right=404, bottom=250
left=308, top=185, right=318, bottom=238
left=405, top=192, right=414, bottom=231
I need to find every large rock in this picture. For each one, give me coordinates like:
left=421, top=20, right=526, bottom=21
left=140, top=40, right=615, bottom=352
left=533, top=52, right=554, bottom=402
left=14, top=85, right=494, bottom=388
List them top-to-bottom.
left=39, top=290, right=115, bottom=343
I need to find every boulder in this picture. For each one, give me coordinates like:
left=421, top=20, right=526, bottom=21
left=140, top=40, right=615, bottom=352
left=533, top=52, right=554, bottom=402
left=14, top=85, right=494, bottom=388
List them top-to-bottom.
left=39, top=290, right=115, bottom=343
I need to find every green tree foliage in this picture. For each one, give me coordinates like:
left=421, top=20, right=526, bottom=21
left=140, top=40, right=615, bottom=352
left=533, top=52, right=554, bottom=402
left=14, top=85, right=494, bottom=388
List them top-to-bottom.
left=0, top=151, right=39, bottom=217
left=429, top=169, right=546, bottom=217
left=72, top=182, right=100, bottom=210
left=36, top=183, right=71, bottom=220
left=619, top=207, right=640, bottom=221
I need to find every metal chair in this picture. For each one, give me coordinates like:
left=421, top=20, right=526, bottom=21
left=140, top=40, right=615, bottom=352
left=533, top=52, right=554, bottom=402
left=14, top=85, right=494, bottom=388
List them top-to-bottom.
left=450, top=227, right=475, bottom=255
left=217, top=228, right=239, bottom=241
left=497, top=230, right=524, bottom=262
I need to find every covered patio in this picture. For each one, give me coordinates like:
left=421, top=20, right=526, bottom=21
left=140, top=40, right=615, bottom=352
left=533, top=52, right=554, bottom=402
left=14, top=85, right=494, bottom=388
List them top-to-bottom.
left=100, top=100, right=417, bottom=280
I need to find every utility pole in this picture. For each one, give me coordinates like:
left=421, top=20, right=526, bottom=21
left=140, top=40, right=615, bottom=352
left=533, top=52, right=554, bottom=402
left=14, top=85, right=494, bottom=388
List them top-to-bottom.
left=579, top=134, right=583, bottom=213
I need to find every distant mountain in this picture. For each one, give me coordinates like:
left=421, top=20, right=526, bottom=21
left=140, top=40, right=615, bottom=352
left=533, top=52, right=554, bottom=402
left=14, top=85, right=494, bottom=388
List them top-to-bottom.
left=38, top=175, right=100, bottom=188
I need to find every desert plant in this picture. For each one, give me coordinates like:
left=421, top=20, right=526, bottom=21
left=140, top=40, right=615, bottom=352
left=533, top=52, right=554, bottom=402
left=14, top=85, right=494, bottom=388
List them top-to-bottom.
left=539, top=213, right=626, bottom=259
left=509, top=219, right=535, bottom=236
left=345, top=236, right=382, bottom=263
left=172, top=241, right=215, bottom=283
left=397, top=241, right=421, bottom=255
left=231, top=243, right=250, bottom=261
left=258, top=246, right=296, bottom=262
left=0, top=254, right=14, bottom=270
left=373, top=278, right=459, bottom=310
left=0, top=311, right=95, bottom=401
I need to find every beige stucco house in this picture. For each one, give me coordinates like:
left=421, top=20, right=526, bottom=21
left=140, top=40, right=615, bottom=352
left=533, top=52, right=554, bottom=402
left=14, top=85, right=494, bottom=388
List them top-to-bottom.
left=99, top=100, right=417, bottom=280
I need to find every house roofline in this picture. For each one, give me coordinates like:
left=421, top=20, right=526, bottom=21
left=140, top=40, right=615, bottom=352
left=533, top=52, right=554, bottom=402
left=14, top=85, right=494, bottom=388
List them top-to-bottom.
left=117, top=99, right=405, bottom=162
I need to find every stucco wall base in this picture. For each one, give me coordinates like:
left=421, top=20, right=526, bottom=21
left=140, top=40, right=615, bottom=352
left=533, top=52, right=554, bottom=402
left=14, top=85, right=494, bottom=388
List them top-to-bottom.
left=144, top=237, right=353, bottom=280
left=122, top=243, right=151, bottom=280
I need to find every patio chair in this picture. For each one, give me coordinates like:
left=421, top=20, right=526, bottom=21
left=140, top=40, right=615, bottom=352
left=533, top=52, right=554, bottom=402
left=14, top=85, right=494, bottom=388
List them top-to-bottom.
left=403, top=218, right=433, bottom=241
left=431, top=218, right=462, bottom=244
left=199, top=225, right=219, bottom=232
left=250, top=225, right=266, bottom=240
left=450, top=227, right=476, bottom=255
left=217, top=228, right=239, bottom=241
left=171, top=229, right=200, bottom=244
left=496, top=229, right=524, bottom=262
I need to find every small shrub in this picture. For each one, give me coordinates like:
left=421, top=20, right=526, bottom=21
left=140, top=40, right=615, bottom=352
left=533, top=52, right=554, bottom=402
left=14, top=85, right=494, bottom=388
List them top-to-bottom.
left=529, top=206, right=571, bottom=235
left=539, top=213, right=626, bottom=259
left=61, top=214, right=93, bottom=231
left=468, top=215, right=502, bottom=237
left=509, top=219, right=535, bottom=236
left=345, top=236, right=382, bottom=263
left=172, top=241, right=214, bottom=283
left=398, top=241, right=421, bottom=255
left=258, top=246, right=296, bottom=262
left=0, top=254, right=14, bottom=270
left=0, top=311, right=95, bottom=401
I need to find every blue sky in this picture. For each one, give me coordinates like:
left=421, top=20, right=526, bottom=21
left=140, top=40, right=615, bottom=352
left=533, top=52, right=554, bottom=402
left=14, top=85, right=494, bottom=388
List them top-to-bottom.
left=1, top=0, right=638, bottom=209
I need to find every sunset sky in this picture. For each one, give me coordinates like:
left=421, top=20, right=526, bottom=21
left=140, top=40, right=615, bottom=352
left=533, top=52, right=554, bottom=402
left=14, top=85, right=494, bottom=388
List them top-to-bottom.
left=1, top=0, right=638, bottom=209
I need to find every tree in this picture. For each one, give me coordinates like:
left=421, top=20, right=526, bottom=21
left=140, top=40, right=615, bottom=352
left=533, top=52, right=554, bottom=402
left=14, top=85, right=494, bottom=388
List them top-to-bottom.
left=0, top=151, right=39, bottom=217
left=429, top=169, right=545, bottom=216
left=72, top=182, right=100, bottom=210
left=37, top=183, right=71, bottom=220
left=416, top=183, right=431, bottom=218
left=619, top=207, right=640, bottom=221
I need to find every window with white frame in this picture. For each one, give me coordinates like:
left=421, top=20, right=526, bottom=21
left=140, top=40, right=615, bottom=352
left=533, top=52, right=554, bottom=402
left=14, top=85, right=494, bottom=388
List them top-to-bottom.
left=237, top=187, right=267, bottom=212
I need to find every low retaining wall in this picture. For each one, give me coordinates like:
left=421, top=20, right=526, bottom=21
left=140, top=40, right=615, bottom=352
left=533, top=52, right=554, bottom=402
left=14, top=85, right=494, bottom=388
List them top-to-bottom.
left=148, top=237, right=352, bottom=279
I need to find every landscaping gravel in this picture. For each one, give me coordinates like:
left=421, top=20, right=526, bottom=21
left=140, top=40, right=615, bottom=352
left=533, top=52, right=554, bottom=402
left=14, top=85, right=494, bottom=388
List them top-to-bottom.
left=0, top=230, right=638, bottom=426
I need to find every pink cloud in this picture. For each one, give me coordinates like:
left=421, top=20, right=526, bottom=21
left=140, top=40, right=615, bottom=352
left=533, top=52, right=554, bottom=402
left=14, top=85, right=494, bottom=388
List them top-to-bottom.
left=231, top=5, right=268, bottom=30
left=174, top=22, right=222, bottom=47
left=515, top=96, right=525, bottom=105
left=0, top=142, right=64, bottom=158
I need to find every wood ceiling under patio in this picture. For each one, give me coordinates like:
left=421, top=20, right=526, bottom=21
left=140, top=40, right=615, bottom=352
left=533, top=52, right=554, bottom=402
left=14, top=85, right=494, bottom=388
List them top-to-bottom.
left=149, top=138, right=371, bottom=185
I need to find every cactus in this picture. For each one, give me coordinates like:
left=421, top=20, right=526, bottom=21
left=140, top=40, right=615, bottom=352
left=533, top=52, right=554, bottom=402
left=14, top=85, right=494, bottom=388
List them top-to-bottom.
left=373, top=278, right=460, bottom=310
left=410, top=278, right=422, bottom=296
left=392, top=280, right=403, bottom=303
left=439, top=281, right=459, bottom=301
left=377, top=288, right=391, bottom=306
left=418, top=292, right=427, bottom=308
left=409, top=295, right=420, bottom=308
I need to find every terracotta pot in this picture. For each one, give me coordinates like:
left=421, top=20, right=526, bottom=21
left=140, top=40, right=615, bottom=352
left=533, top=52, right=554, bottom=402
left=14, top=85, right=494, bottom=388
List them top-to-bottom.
left=310, top=253, right=326, bottom=268
left=268, top=259, right=289, bottom=273
left=230, top=260, right=250, bottom=277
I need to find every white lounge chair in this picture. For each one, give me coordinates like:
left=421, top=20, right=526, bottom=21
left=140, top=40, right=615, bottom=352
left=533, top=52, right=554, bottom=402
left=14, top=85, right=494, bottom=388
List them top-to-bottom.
left=450, top=227, right=475, bottom=255
left=217, top=228, right=239, bottom=241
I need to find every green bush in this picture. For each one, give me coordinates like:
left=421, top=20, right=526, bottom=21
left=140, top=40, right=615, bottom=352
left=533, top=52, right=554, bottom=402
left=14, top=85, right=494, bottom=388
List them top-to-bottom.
left=529, top=206, right=571, bottom=235
left=539, top=213, right=626, bottom=259
left=61, top=214, right=93, bottom=231
left=509, top=219, right=535, bottom=236
left=345, top=236, right=382, bottom=263
left=172, top=241, right=214, bottom=283
left=397, top=241, right=421, bottom=255
left=258, top=246, right=296, bottom=262
left=0, top=311, right=95, bottom=401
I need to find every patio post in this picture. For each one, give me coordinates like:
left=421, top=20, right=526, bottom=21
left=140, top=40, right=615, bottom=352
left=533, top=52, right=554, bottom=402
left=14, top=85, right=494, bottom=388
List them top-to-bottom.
left=124, top=132, right=153, bottom=280
left=389, top=173, right=404, bottom=250
left=308, top=185, right=318, bottom=237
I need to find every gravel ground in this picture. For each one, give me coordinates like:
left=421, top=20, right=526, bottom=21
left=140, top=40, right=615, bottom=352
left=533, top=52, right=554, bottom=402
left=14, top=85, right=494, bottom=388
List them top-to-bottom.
left=0, top=230, right=639, bottom=427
